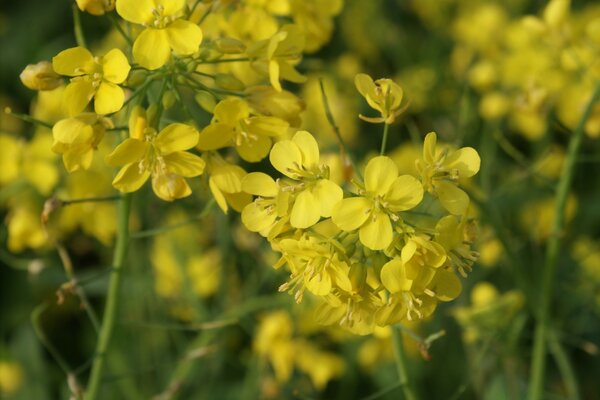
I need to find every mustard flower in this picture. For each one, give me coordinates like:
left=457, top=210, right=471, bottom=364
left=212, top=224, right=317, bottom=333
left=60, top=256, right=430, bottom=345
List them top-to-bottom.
left=116, top=0, right=203, bottom=70
left=248, top=25, right=307, bottom=92
left=52, top=47, right=130, bottom=116
left=19, top=61, right=62, bottom=91
left=355, top=73, right=406, bottom=124
left=197, top=98, right=289, bottom=162
left=106, top=107, right=205, bottom=201
left=52, top=113, right=113, bottom=173
left=269, top=130, right=343, bottom=229
left=416, top=132, right=480, bottom=215
left=331, top=156, right=423, bottom=251
left=241, top=172, right=290, bottom=237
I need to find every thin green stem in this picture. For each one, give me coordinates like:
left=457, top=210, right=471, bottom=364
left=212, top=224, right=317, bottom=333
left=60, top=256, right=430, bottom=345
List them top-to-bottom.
left=72, top=4, right=87, bottom=48
left=107, top=13, right=133, bottom=46
left=198, top=57, right=251, bottom=64
left=318, top=78, right=360, bottom=179
left=528, top=82, right=600, bottom=400
left=4, top=108, right=53, bottom=129
left=380, top=123, right=390, bottom=155
left=84, top=193, right=132, bottom=400
left=61, top=195, right=120, bottom=206
left=130, top=199, right=214, bottom=239
left=392, top=326, right=418, bottom=400
left=547, top=330, right=580, bottom=400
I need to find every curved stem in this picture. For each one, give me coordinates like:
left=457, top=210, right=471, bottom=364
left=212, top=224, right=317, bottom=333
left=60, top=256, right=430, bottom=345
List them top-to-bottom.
left=528, top=82, right=600, bottom=400
left=84, top=193, right=132, bottom=400
left=392, top=326, right=418, bottom=400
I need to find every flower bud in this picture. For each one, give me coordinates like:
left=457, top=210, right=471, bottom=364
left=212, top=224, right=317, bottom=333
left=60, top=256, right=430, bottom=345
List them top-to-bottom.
left=76, top=0, right=115, bottom=16
left=214, top=37, right=246, bottom=54
left=19, top=61, right=62, bottom=91
left=215, top=73, right=245, bottom=91
left=195, top=91, right=217, bottom=113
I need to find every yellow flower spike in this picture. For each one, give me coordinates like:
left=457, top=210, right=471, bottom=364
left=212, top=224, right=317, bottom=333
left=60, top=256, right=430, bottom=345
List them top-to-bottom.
left=116, top=0, right=202, bottom=70
left=52, top=47, right=130, bottom=115
left=355, top=73, right=406, bottom=124
left=198, top=98, right=289, bottom=162
left=51, top=113, right=113, bottom=173
left=107, top=115, right=205, bottom=201
left=269, top=130, right=343, bottom=229
left=416, top=132, right=480, bottom=215
left=332, top=155, right=423, bottom=251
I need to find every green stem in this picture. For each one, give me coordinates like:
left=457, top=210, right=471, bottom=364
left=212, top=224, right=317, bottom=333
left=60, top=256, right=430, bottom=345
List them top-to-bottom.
left=72, top=4, right=87, bottom=48
left=107, top=13, right=133, bottom=46
left=528, top=82, right=600, bottom=400
left=4, top=108, right=53, bottom=129
left=380, top=123, right=390, bottom=155
left=84, top=193, right=132, bottom=400
left=61, top=195, right=120, bottom=206
left=392, top=326, right=418, bottom=400
left=547, top=330, right=580, bottom=400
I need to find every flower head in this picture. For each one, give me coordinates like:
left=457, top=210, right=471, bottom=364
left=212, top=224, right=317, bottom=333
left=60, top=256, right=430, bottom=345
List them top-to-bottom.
left=52, top=47, right=130, bottom=115
left=355, top=73, right=407, bottom=124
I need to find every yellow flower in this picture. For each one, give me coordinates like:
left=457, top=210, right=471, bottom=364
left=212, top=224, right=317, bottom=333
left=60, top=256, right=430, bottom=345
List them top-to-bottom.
left=76, top=0, right=115, bottom=15
left=116, top=0, right=203, bottom=70
left=289, top=0, right=344, bottom=53
left=248, top=25, right=307, bottom=92
left=52, top=47, right=130, bottom=115
left=20, top=61, right=62, bottom=91
left=354, top=73, right=406, bottom=124
left=246, top=85, right=305, bottom=127
left=197, top=98, right=289, bottom=162
left=106, top=107, right=205, bottom=201
left=52, top=113, right=113, bottom=173
left=269, top=130, right=343, bottom=229
left=416, top=132, right=480, bottom=215
left=0, top=134, right=21, bottom=186
left=204, top=153, right=252, bottom=214
left=331, top=156, right=423, bottom=251
left=241, top=172, right=290, bottom=237
left=7, top=202, right=48, bottom=252
left=0, top=361, right=24, bottom=395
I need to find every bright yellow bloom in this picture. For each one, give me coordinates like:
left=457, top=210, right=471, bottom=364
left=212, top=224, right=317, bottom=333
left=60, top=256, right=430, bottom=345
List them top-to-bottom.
left=76, top=0, right=115, bottom=15
left=116, top=0, right=203, bottom=70
left=249, top=25, right=307, bottom=92
left=52, top=47, right=130, bottom=115
left=20, top=61, right=62, bottom=91
left=355, top=73, right=406, bottom=124
left=246, top=85, right=305, bottom=127
left=197, top=98, right=289, bottom=162
left=106, top=107, right=205, bottom=201
left=52, top=113, right=113, bottom=173
left=269, top=130, right=343, bottom=229
left=416, top=132, right=480, bottom=215
left=204, top=153, right=252, bottom=214
left=332, top=156, right=423, bottom=251
left=241, top=172, right=290, bottom=237
left=7, top=202, right=48, bottom=252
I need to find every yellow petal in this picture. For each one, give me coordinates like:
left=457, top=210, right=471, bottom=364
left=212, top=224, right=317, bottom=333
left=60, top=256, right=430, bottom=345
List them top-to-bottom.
left=116, top=0, right=154, bottom=24
left=154, top=0, right=185, bottom=16
left=166, top=19, right=203, bottom=55
left=133, top=28, right=170, bottom=70
left=52, top=47, right=94, bottom=76
left=101, top=48, right=130, bottom=83
left=269, top=60, right=282, bottom=92
left=354, top=73, right=375, bottom=98
left=63, top=80, right=95, bottom=116
left=94, top=82, right=124, bottom=114
left=214, top=98, right=248, bottom=125
left=246, top=116, right=289, bottom=137
left=53, top=118, right=93, bottom=144
left=155, top=123, right=199, bottom=154
left=197, top=123, right=234, bottom=150
left=292, top=130, right=319, bottom=169
left=423, top=132, right=437, bottom=163
left=237, top=134, right=271, bottom=162
left=106, top=138, right=147, bottom=166
left=270, top=139, right=302, bottom=178
left=444, top=147, right=481, bottom=178
left=164, top=152, right=205, bottom=177
left=364, top=156, right=398, bottom=196
left=112, top=162, right=151, bottom=192
left=211, top=164, right=245, bottom=193
left=152, top=171, right=191, bottom=201
left=242, top=172, right=278, bottom=197
left=386, top=175, right=423, bottom=211
left=209, top=177, right=229, bottom=213
left=312, top=179, right=343, bottom=218
left=436, top=181, right=470, bottom=215
left=290, top=190, right=320, bottom=228
left=331, top=197, right=371, bottom=231
left=242, top=202, right=277, bottom=232
left=359, top=211, right=392, bottom=251
left=380, top=258, right=412, bottom=294
left=429, top=269, right=462, bottom=301
left=306, top=271, right=332, bottom=296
